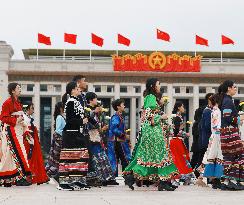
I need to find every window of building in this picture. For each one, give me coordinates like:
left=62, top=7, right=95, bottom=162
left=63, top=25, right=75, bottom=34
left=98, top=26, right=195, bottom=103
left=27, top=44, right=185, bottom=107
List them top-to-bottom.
left=27, top=84, right=34, bottom=92
left=40, top=84, right=48, bottom=92
left=54, top=85, right=61, bottom=92
left=94, top=85, right=101, bottom=93
left=107, top=86, right=114, bottom=93
left=120, top=86, right=127, bottom=93
left=134, top=86, right=141, bottom=93
left=160, top=86, right=167, bottom=94
left=175, top=87, right=180, bottom=93
left=186, top=87, right=193, bottom=93
left=199, top=87, right=206, bottom=94
left=238, top=87, right=244, bottom=94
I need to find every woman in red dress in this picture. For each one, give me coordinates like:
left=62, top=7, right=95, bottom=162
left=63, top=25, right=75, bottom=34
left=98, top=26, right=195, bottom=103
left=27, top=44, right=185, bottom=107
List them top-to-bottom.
left=0, top=83, right=32, bottom=186
left=170, top=101, right=193, bottom=184
left=23, top=103, right=49, bottom=184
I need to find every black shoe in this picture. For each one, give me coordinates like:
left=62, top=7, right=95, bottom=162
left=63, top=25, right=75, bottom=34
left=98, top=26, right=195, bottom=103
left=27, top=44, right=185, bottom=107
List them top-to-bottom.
left=124, top=174, right=135, bottom=190
left=16, top=179, right=32, bottom=186
left=212, top=179, right=221, bottom=189
left=106, top=180, right=119, bottom=185
left=136, top=180, right=142, bottom=187
left=143, top=180, right=154, bottom=187
left=102, top=181, right=108, bottom=186
left=158, top=181, right=175, bottom=191
left=227, top=181, right=243, bottom=191
left=167, top=182, right=178, bottom=189
left=237, top=182, right=244, bottom=190
left=3, top=183, right=12, bottom=187
left=220, top=183, right=230, bottom=191
left=57, top=184, right=74, bottom=191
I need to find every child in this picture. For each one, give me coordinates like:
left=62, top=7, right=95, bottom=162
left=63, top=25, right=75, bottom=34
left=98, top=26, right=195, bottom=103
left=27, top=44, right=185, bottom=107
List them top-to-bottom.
left=107, top=99, right=131, bottom=176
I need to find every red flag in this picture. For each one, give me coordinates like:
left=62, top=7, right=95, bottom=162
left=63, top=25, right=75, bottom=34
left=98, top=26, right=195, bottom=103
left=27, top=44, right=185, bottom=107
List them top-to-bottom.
left=157, top=29, right=170, bottom=42
left=38, top=33, right=51, bottom=45
left=64, top=33, right=77, bottom=44
left=91, top=33, right=104, bottom=47
left=118, top=34, right=130, bottom=46
left=196, top=35, right=208, bottom=46
left=222, top=35, right=234, bottom=45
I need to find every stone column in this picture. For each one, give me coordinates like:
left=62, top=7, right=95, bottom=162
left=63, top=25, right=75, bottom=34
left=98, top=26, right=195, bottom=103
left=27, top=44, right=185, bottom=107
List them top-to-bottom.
left=0, top=41, right=14, bottom=109
left=33, top=82, right=40, bottom=129
left=111, top=83, right=120, bottom=115
left=166, top=84, right=173, bottom=115
left=189, top=85, right=199, bottom=152
left=130, top=97, right=137, bottom=147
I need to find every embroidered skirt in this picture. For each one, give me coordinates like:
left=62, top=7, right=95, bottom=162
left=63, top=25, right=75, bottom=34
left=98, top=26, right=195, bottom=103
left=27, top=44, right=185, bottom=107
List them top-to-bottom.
left=220, top=129, right=244, bottom=181
left=45, top=132, right=62, bottom=177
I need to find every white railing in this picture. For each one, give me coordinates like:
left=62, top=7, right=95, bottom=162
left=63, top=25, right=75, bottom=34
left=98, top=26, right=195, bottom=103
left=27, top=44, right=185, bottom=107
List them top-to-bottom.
left=27, top=55, right=244, bottom=63
left=29, top=55, right=112, bottom=61
left=201, top=58, right=244, bottom=63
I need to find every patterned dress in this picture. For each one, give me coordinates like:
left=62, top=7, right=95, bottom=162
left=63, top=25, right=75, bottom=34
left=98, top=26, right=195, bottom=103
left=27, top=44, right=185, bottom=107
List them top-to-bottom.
left=124, top=94, right=178, bottom=181
left=220, top=94, right=244, bottom=182
left=58, top=96, right=89, bottom=186
left=0, top=97, right=32, bottom=185
left=87, top=105, right=115, bottom=182
left=202, top=106, right=223, bottom=178
left=170, top=113, right=193, bottom=175
left=46, top=115, right=66, bottom=177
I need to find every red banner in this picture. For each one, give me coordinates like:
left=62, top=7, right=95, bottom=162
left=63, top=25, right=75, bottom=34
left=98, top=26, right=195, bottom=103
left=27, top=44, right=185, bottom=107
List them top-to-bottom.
left=112, top=52, right=201, bottom=72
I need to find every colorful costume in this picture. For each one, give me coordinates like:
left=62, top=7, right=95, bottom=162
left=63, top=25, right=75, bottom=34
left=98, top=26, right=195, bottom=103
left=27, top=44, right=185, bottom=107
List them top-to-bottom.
left=124, top=94, right=178, bottom=181
left=220, top=94, right=244, bottom=182
left=58, top=96, right=89, bottom=188
left=0, top=97, right=32, bottom=185
left=86, top=105, right=115, bottom=183
left=202, top=106, right=223, bottom=178
left=107, top=112, right=131, bottom=176
left=170, top=113, right=193, bottom=175
left=23, top=114, right=49, bottom=184
left=46, top=115, right=66, bottom=177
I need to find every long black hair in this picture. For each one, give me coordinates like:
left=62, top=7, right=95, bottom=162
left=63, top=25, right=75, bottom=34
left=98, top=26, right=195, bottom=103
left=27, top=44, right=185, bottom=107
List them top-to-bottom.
left=143, top=78, right=159, bottom=97
left=218, top=80, right=235, bottom=108
left=62, top=81, right=77, bottom=104
left=8, top=82, right=21, bottom=111
left=172, top=101, right=184, bottom=114
left=23, top=102, right=34, bottom=113
left=53, top=102, right=64, bottom=129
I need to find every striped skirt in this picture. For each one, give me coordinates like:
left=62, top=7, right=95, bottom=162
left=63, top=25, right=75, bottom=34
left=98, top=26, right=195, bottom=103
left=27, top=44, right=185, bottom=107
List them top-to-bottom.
left=220, top=128, right=244, bottom=181
left=45, top=132, right=62, bottom=177
left=59, top=148, right=89, bottom=184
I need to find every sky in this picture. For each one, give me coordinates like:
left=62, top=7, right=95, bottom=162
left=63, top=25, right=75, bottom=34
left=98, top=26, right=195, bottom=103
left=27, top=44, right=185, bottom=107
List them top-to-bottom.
left=1, top=0, right=244, bottom=59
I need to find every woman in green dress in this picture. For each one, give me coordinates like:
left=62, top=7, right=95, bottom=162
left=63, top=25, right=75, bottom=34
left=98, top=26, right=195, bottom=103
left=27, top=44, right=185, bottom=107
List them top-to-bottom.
left=123, top=78, right=178, bottom=191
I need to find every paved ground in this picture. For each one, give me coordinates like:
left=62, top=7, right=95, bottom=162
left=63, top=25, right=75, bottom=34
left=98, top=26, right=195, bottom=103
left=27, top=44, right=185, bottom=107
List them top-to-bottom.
left=0, top=179, right=243, bottom=205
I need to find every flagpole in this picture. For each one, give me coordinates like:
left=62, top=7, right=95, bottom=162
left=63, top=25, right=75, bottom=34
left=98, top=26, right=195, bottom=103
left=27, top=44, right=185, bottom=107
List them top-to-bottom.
left=63, top=31, right=66, bottom=60
left=194, top=34, right=197, bottom=57
left=37, top=36, right=39, bottom=61
left=90, top=49, right=92, bottom=62
left=221, top=51, right=223, bottom=63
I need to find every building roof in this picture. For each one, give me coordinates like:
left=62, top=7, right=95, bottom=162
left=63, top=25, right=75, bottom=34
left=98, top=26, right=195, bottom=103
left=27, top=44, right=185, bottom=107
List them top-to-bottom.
left=22, top=49, right=244, bottom=59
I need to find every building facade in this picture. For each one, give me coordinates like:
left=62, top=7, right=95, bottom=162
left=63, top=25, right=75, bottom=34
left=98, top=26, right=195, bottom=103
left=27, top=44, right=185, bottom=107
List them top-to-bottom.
left=1, top=41, right=244, bottom=154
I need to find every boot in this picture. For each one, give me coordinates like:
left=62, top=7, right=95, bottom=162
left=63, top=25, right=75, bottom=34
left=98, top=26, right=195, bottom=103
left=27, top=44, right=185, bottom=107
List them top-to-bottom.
left=123, top=174, right=135, bottom=190
left=212, top=178, right=221, bottom=189
left=16, top=179, right=32, bottom=186
left=106, top=180, right=119, bottom=185
left=227, top=180, right=243, bottom=191
left=158, top=181, right=175, bottom=191
left=167, top=181, right=178, bottom=189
